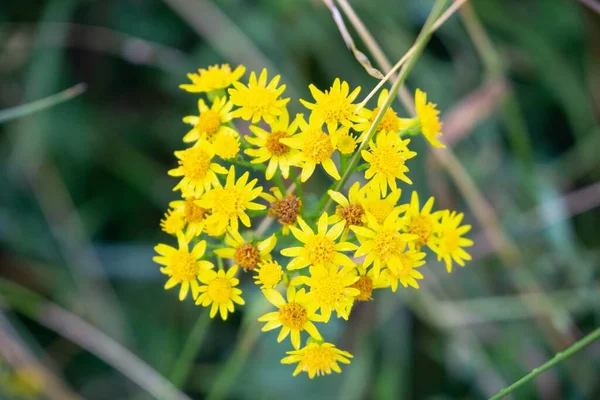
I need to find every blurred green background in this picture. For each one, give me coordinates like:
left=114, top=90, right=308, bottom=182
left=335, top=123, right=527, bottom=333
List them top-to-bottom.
left=1, top=0, right=599, bottom=399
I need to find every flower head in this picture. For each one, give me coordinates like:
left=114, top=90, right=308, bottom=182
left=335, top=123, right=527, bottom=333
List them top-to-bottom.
left=180, top=64, right=245, bottom=93
left=228, top=68, right=289, bottom=124
left=300, top=78, right=360, bottom=133
left=414, top=88, right=445, bottom=148
left=353, top=89, right=408, bottom=139
left=182, top=96, right=235, bottom=143
left=245, top=111, right=302, bottom=179
left=280, top=116, right=340, bottom=182
left=332, top=128, right=359, bottom=154
left=213, top=130, right=241, bottom=160
left=362, top=131, right=416, bottom=196
left=168, top=139, right=228, bottom=197
left=197, top=166, right=266, bottom=236
left=328, top=182, right=367, bottom=228
left=262, top=187, right=302, bottom=234
left=362, top=187, right=404, bottom=225
left=403, top=191, right=441, bottom=250
left=169, top=198, right=210, bottom=237
left=160, top=207, right=185, bottom=235
left=351, top=210, right=416, bottom=275
left=431, top=210, right=473, bottom=272
left=281, top=213, right=357, bottom=270
left=215, top=229, right=276, bottom=271
left=154, top=232, right=214, bottom=301
left=384, top=248, right=426, bottom=291
left=253, top=260, right=284, bottom=290
left=292, top=264, right=359, bottom=322
left=350, top=264, right=389, bottom=301
left=196, top=266, right=244, bottom=320
left=259, top=286, right=323, bottom=349
left=281, top=342, right=353, bottom=378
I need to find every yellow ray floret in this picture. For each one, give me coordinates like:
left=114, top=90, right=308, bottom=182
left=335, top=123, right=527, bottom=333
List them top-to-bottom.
left=180, top=64, right=245, bottom=93
left=228, top=68, right=289, bottom=124
left=300, top=78, right=360, bottom=133
left=182, top=96, right=235, bottom=143
left=245, top=110, right=302, bottom=180
left=280, top=116, right=341, bottom=182
left=362, top=130, right=417, bottom=196
left=168, top=139, right=227, bottom=197
left=197, top=166, right=266, bottom=236
left=362, top=186, right=405, bottom=225
left=403, top=191, right=441, bottom=250
left=160, top=207, right=185, bottom=235
left=351, top=210, right=417, bottom=275
left=430, top=210, right=473, bottom=272
left=281, top=213, right=357, bottom=270
left=214, top=229, right=276, bottom=271
left=154, top=232, right=214, bottom=301
left=384, top=248, right=426, bottom=291
left=291, top=264, right=359, bottom=322
left=195, top=265, right=245, bottom=320
left=259, top=286, right=324, bottom=349
left=281, top=342, right=353, bottom=378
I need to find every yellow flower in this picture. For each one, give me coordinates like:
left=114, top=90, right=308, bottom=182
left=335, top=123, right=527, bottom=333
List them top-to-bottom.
left=180, top=64, right=245, bottom=93
left=228, top=68, right=289, bottom=124
left=300, top=78, right=360, bottom=133
left=414, top=88, right=445, bottom=148
left=353, top=89, right=408, bottom=140
left=182, top=96, right=235, bottom=143
left=245, top=110, right=301, bottom=179
left=280, top=116, right=340, bottom=182
left=332, top=128, right=359, bottom=154
left=213, top=130, right=240, bottom=160
left=362, top=131, right=416, bottom=196
left=168, top=139, right=228, bottom=197
left=197, top=166, right=266, bottom=235
left=327, top=181, right=366, bottom=228
left=262, top=187, right=302, bottom=235
left=362, top=187, right=404, bottom=225
left=403, top=191, right=441, bottom=250
left=169, top=198, right=210, bottom=237
left=160, top=207, right=185, bottom=235
left=351, top=210, right=416, bottom=275
left=431, top=210, right=473, bottom=272
left=281, top=213, right=357, bottom=270
left=214, top=229, right=277, bottom=271
left=154, top=232, right=214, bottom=301
left=384, top=248, right=426, bottom=291
left=253, top=260, right=284, bottom=289
left=292, top=264, right=359, bottom=321
left=350, top=264, right=390, bottom=302
left=196, top=265, right=245, bottom=320
left=259, top=286, right=323, bottom=349
left=281, top=342, right=353, bottom=378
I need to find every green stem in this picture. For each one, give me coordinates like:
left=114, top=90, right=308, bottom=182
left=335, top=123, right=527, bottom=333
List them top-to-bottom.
left=321, top=0, right=447, bottom=214
left=289, top=168, right=304, bottom=204
left=272, top=173, right=286, bottom=196
left=169, top=312, right=212, bottom=388
left=489, top=328, right=600, bottom=400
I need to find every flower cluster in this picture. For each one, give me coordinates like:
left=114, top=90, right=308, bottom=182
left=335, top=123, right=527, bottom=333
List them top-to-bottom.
left=154, top=63, right=473, bottom=378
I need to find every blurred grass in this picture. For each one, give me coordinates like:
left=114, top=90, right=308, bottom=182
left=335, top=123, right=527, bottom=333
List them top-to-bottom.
left=0, top=0, right=599, bottom=399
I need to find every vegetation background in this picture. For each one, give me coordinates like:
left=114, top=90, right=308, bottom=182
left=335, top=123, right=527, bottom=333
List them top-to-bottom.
left=1, top=0, right=599, bottom=399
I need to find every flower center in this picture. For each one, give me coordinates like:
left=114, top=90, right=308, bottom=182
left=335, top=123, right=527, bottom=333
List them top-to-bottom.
left=247, top=87, right=278, bottom=114
left=316, top=93, right=353, bottom=125
left=371, top=107, right=400, bottom=132
left=195, top=110, right=221, bottom=137
left=304, top=130, right=334, bottom=163
left=266, top=131, right=290, bottom=156
left=336, top=133, right=357, bottom=154
left=214, top=134, right=240, bottom=159
left=369, top=144, right=404, bottom=178
left=181, top=147, right=211, bottom=180
left=212, top=187, right=243, bottom=217
left=269, top=194, right=302, bottom=226
left=185, top=199, right=208, bottom=223
left=365, top=199, right=394, bottom=224
left=337, top=203, right=364, bottom=226
left=408, top=214, right=434, bottom=247
left=372, top=229, right=403, bottom=261
left=304, top=235, right=336, bottom=266
left=234, top=243, right=260, bottom=271
left=170, top=250, right=199, bottom=282
left=257, top=261, right=283, bottom=289
left=312, top=275, right=344, bottom=307
left=351, top=276, right=373, bottom=301
left=207, top=277, right=232, bottom=304
left=278, top=301, right=308, bottom=330
left=302, top=347, right=337, bottom=374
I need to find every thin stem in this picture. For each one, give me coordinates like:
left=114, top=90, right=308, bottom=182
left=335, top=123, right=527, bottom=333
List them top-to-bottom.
left=322, top=0, right=448, bottom=214
left=0, top=83, right=87, bottom=124
left=289, top=168, right=304, bottom=204
left=272, top=173, right=286, bottom=196
left=169, top=312, right=212, bottom=388
left=489, top=328, right=600, bottom=400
